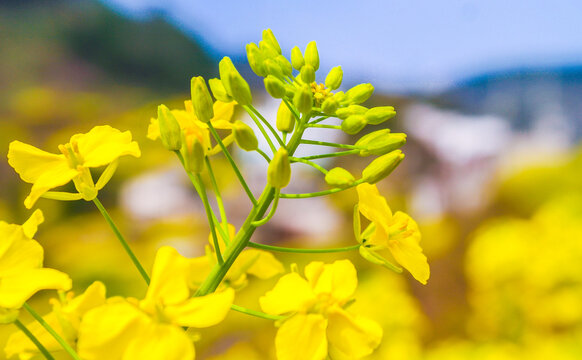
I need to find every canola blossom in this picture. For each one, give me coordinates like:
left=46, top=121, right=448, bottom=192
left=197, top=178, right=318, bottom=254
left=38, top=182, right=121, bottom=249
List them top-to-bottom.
left=8, top=125, right=141, bottom=208
left=260, top=260, right=383, bottom=360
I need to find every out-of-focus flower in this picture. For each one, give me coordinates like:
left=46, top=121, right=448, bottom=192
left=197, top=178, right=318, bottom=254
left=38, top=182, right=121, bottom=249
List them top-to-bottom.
left=7, top=125, right=140, bottom=208
left=355, top=183, right=429, bottom=284
left=0, top=210, right=72, bottom=323
left=77, top=246, right=234, bottom=360
left=260, top=260, right=383, bottom=360
left=4, top=281, right=106, bottom=359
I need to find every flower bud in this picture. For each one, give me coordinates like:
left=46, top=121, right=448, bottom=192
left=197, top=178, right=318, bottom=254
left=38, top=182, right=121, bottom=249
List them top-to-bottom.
left=262, top=29, right=281, bottom=54
left=259, top=40, right=279, bottom=59
left=304, top=41, right=319, bottom=71
left=246, top=43, right=268, bottom=77
left=291, top=46, right=304, bottom=70
left=275, top=55, right=293, bottom=77
left=219, top=57, right=236, bottom=95
left=264, top=59, right=284, bottom=78
left=300, top=64, right=315, bottom=84
left=325, top=66, right=343, bottom=90
left=228, top=71, right=253, bottom=106
left=264, top=75, right=287, bottom=99
left=191, top=76, right=214, bottom=123
left=208, top=78, right=233, bottom=103
left=345, top=83, right=374, bottom=104
left=293, top=85, right=313, bottom=115
left=332, top=91, right=346, bottom=104
left=321, top=97, right=339, bottom=114
left=276, top=101, right=295, bottom=133
left=157, top=105, right=182, bottom=151
left=335, top=105, right=368, bottom=120
left=365, top=106, right=396, bottom=125
left=341, top=114, right=367, bottom=135
left=233, top=120, right=258, bottom=151
left=355, top=131, right=406, bottom=156
left=182, top=135, right=205, bottom=173
left=267, top=147, right=291, bottom=189
left=362, top=150, right=405, bottom=184
left=325, top=167, right=355, bottom=188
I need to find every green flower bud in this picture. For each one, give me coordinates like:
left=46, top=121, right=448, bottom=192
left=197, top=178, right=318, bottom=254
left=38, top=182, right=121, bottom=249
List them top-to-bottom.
left=262, top=29, right=281, bottom=54
left=259, top=40, right=279, bottom=59
left=304, top=41, right=319, bottom=71
left=246, top=43, right=268, bottom=77
left=291, top=46, right=305, bottom=70
left=275, top=55, right=293, bottom=77
left=219, top=57, right=236, bottom=95
left=264, top=59, right=284, bottom=78
left=300, top=64, right=315, bottom=84
left=325, top=66, right=343, bottom=90
left=228, top=70, right=253, bottom=106
left=264, top=75, right=287, bottom=99
left=191, top=76, right=214, bottom=123
left=208, top=78, right=232, bottom=103
left=345, top=83, right=374, bottom=104
left=284, top=84, right=296, bottom=98
left=293, top=85, right=313, bottom=115
left=332, top=91, right=346, bottom=104
left=321, top=97, right=339, bottom=114
left=276, top=100, right=295, bottom=133
left=157, top=104, right=182, bottom=151
left=335, top=105, right=368, bottom=120
left=364, top=106, right=397, bottom=125
left=341, top=114, right=367, bottom=135
left=233, top=120, right=258, bottom=151
left=355, top=130, right=406, bottom=156
left=182, top=134, right=205, bottom=173
left=267, top=147, right=291, bottom=189
left=362, top=150, right=405, bottom=184
left=325, top=167, right=355, bottom=188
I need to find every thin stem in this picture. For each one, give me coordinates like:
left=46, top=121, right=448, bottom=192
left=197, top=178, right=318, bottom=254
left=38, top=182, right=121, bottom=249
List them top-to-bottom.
left=282, top=98, right=301, bottom=121
left=246, top=105, right=285, bottom=147
left=243, top=106, right=277, bottom=153
left=310, top=116, right=331, bottom=124
left=208, top=123, right=257, bottom=205
left=305, top=124, right=341, bottom=130
left=300, top=139, right=361, bottom=150
left=256, top=148, right=272, bottom=163
left=299, top=149, right=360, bottom=161
left=289, top=156, right=328, bottom=175
left=205, top=157, right=229, bottom=241
left=195, top=173, right=223, bottom=264
left=280, top=179, right=365, bottom=199
left=251, top=189, right=280, bottom=227
left=93, top=198, right=150, bottom=284
left=247, top=242, right=360, bottom=254
left=23, top=303, right=81, bottom=360
left=231, top=304, right=284, bottom=321
left=13, top=319, right=55, bottom=360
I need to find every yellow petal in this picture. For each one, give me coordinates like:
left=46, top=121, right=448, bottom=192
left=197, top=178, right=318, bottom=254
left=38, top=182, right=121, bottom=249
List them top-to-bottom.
left=211, top=101, right=236, bottom=122
left=147, top=118, right=161, bottom=140
left=72, top=125, right=141, bottom=168
left=7, top=140, right=67, bottom=183
left=24, top=162, right=79, bottom=209
left=356, top=183, right=392, bottom=239
left=21, top=209, right=44, bottom=238
left=0, top=235, right=43, bottom=277
left=388, top=236, right=430, bottom=285
left=243, top=249, right=285, bottom=279
left=306, top=260, right=357, bottom=304
left=0, top=268, right=72, bottom=309
left=260, top=272, right=316, bottom=315
left=64, top=281, right=107, bottom=316
left=165, top=288, right=234, bottom=328
left=77, top=300, right=150, bottom=360
left=326, top=306, right=383, bottom=360
left=0, top=308, right=19, bottom=324
left=276, top=314, right=328, bottom=360
left=123, top=323, right=194, bottom=360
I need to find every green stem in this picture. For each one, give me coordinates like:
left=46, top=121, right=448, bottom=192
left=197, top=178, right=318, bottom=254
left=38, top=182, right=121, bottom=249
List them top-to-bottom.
left=282, top=98, right=301, bottom=121
left=247, top=105, right=285, bottom=147
left=243, top=106, right=277, bottom=153
left=310, top=116, right=330, bottom=124
left=208, top=123, right=257, bottom=205
left=305, top=124, right=341, bottom=130
left=300, top=139, right=361, bottom=150
left=256, top=148, right=272, bottom=163
left=299, top=149, right=360, bottom=161
left=289, top=156, right=328, bottom=175
left=205, top=157, right=229, bottom=241
left=195, top=173, right=223, bottom=264
left=280, top=179, right=365, bottom=199
left=251, top=189, right=280, bottom=227
left=93, top=198, right=150, bottom=284
left=247, top=242, right=360, bottom=254
left=23, top=303, right=81, bottom=360
left=231, top=304, right=284, bottom=321
left=13, top=319, right=55, bottom=360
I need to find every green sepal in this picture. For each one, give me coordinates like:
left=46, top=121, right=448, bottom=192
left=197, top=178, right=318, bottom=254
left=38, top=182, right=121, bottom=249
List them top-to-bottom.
left=362, top=150, right=405, bottom=184
left=95, top=160, right=119, bottom=190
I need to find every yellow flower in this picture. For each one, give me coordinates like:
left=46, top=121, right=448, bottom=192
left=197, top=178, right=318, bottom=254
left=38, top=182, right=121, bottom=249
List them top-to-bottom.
left=7, top=125, right=141, bottom=209
left=355, top=183, right=430, bottom=284
left=0, top=210, right=72, bottom=323
left=77, top=246, right=234, bottom=360
left=260, top=260, right=383, bottom=360
left=4, top=281, right=106, bottom=358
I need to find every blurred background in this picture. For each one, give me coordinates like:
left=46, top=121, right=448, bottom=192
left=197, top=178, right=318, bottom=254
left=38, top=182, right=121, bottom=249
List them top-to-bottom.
left=1, top=0, right=582, bottom=358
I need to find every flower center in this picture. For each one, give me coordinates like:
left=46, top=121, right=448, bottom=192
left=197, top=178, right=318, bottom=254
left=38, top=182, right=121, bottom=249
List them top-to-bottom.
left=311, top=82, right=332, bottom=106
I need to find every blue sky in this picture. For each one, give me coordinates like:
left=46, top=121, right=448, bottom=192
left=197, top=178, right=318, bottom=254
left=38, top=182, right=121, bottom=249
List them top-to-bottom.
left=102, top=0, right=582, bottom=93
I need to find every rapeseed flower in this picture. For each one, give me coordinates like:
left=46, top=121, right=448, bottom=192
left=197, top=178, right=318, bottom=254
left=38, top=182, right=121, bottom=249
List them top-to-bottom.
left=8, top=125, right=140, bottom=208
left=355, top=183, right=430, bottom=284
left=0, top=210, right=72, bottom=323
left=77, top=246, right=234, bottom=360
left=260, top=260, right=383, bottom=360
